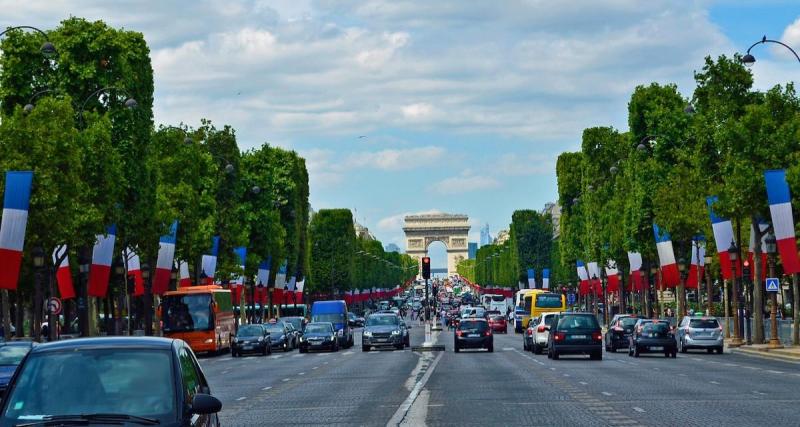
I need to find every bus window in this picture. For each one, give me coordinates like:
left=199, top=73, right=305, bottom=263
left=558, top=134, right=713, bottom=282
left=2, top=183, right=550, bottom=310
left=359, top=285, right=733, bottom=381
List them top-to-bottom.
left=215, top=292, right=233, bottom=313
left=163, top=294, right=213, bottom=332
left=535, top=294, right=563, bottom=309
left=523, top=296, right=533, bottom=312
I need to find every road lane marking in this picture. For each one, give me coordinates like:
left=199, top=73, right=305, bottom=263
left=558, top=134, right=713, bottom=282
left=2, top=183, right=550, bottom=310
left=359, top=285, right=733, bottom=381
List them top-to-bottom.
left=503, top=347, right=514, bottom=351
left=343, top=351, right=354, bottom=355
left=388, top=351, right=444, bottom=427
left=292, top=354, right=303, bottom=358
left=270, top=355, right=282, bottom=359
left=323, top=361, right=329, bottom=365
left=724, top=363, right=738, bottom=366
left=312, top=366, right=319, bottom=370
left=549, top=367, right=556, bottom=371
left=222, top=370, right=230, bottom=375
left=767, top=370, right=784, bottom=374
left=298, top=372, right=305, bottom=376
left=679, top=373, right=687, bottom=377
left=563, top=374, right=570, bottom=377
left=282, top=378, right=291, bottom=382
left=579, top=381, right=588, bottom=385
left=710, top=381, right=720, bottom=385
left=262, top=386, right=272, bottom=391
left=753, top=391, right=766, bottom=395
left=601, top=392, right=613, bottom=396
left=236, top=397, right=247, bottom=401
left=633, top=407, right=645, bottom=413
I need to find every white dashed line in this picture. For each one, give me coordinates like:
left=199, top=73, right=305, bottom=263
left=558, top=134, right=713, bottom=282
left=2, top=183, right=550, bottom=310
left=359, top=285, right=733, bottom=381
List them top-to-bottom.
left=503, top=347, right=514, bottom=351
left=343, top=351, right=354, bottom=355
left=292, top=354, right=303, bottom=358
left=270, top=355, right=283, bottom=359
left=692, top=358, right=703, bottom=361
left=323, top=361, right=329, bottom=365
left=724, top=363, right=738, bottom=367
left=312, top=366, right=319, bottom=370
left=550, top=368, right=556, bottom=371
left=222, top=370, right=230, bottom=375
left=767, top=370, right=784, bottom=374
left=298, top=372, right=305, bottom=376
left=563, top=374, right=570, bottom=377
left=678, top=374, right=687, bottom=377
left=282, top=378, right=291, bottom=382
left=579, top=381, right=588, bottom=385
left=710, top=381, right=720, bottom=385
left=262, top=386, right=272, bottom=391
left=752, top=391, right=766, bottom=395
left=601, top=392, right=613, bottom=396
left=236, top=397, right=247, bottom=401
left=633, top=407, right=645, bottom=413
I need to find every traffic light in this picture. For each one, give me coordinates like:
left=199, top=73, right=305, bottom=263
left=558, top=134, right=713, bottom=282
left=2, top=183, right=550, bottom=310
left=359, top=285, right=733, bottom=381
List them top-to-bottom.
left=422, top=257, right=431, bottom=279
left=743, top=260, right=751, bottom=279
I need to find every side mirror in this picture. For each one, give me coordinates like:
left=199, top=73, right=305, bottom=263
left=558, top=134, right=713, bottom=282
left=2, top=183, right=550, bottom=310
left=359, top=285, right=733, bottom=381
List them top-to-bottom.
left=212, top=302, right=220, bottom=313
left=156, top=304, right=163, bottom=318
left=543, top=326, right=550, bottom=331
left=191, top=393, right=222, bottom=415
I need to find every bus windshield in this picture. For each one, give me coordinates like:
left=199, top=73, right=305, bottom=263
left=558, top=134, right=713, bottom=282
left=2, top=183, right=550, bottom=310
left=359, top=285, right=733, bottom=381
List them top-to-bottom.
left=162, top=293, right=213, bottom=332
left=535, top=294, right=563, bottom=308
left=491, top=295, right=505, bottom=302
left=523, top=296, right=533, bottom=312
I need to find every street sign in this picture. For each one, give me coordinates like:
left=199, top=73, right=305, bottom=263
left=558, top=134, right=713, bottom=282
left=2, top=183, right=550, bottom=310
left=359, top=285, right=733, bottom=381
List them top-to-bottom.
left=765, top=277, right=780, bottom=293
left=567, top=293, right=576, bottom=305
left=47, top=297, right=62, bottom=315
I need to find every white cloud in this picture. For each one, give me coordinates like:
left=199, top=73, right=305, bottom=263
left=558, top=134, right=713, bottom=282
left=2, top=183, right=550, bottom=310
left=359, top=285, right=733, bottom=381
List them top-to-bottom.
left=779, top=17, right=800, bottom=59
left=401, top=102, right=433, bottom=119
left=345, top=146, right=445, bottom=170
left=493, top=153, right=557, bottom=176
left=433, top=173, right=501, bottom=195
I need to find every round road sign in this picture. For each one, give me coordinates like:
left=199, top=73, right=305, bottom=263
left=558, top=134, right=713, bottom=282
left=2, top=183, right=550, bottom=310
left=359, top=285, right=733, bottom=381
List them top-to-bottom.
left=47, top=297, right=62, bottom=315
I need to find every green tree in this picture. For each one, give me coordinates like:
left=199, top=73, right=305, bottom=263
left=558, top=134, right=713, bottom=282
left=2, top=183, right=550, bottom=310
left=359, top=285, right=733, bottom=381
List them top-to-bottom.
left=309, top=209, right=356, bottom=297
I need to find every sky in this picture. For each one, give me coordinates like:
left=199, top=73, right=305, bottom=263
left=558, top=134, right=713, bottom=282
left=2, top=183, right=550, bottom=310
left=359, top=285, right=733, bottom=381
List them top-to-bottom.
left=3, top=0, right=799, bottom=269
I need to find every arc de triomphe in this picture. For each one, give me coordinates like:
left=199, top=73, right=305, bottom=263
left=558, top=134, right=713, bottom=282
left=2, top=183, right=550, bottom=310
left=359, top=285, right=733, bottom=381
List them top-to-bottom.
left=403, top=213, right=470, bottom=277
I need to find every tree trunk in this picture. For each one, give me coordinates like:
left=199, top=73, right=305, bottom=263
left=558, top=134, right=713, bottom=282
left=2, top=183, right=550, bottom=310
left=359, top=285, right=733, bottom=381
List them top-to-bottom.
left=751, top=216, right=764, bottom=343
left=33, top=269, right=43, bottom=341
left=793, top=273, right=799, bottom=346
left=723, top=279, right=731, bottom=338
left=1, top=290, right=10, bottom=340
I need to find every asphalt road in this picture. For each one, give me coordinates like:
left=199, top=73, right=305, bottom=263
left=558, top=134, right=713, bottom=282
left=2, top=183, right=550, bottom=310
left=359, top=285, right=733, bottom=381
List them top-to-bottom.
left=200, top=321, right=800, bottom=426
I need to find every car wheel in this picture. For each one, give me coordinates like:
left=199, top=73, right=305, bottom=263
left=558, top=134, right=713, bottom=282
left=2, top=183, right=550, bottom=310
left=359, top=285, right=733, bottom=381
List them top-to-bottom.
left=680, top=339, right=687, bottom=353
left=523, top=340, right=529, bottom=351
left=333, top=342, right=340, bottom=352
left=284, top=343, right=290, bottom=352
left=609, top=343, right=616, bottom=353
left=534, top=344, right=543, bottom=355
left=362, top=345, right=370, bottom=352
left=487, top=345, right=494, bottom=353
left=262, top=346, right=268, bottom=356
left=628, top=346, right=633, bottom=357
left=633, top=346, right=640, bottom=358
left=300, top=347, right=307, bottom=354
left=716, top=347, right=724, bottom=354
left=707, top=348, right=714, bottom=354
left=231, top=350, right=237, bottom=358
left=552, top=350, right=559, bottom=360
left=591, top=351, right=602, bottom=360
left=671, top=351, right=677, bottom=358
left=664, top=352, right=670, bottom=358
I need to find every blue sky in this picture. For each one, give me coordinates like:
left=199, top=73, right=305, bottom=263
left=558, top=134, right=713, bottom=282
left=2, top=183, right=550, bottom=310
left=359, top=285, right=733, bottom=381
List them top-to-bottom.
left=4, top=1, right=799, bottom=269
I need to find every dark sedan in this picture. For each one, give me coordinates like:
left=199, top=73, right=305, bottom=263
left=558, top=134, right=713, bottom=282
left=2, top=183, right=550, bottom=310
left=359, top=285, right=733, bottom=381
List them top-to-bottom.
left=362, top=313, right=404, bottom=351
left=547, top=313, right=602, bottom=360
left=604, top=314, right=639, bottom=352
left=454, top=318, right=493, bottom=353
left=629, top=321, right=676, bottom=358
left=265, top=322, right=294, bottom=352
left=299, top=322, right=339, bottom=353
left=232, top=324, right=272, bottom=357
left=0, top=337, right=222, bottom=426
left=0, top=341, right=35, bottom=395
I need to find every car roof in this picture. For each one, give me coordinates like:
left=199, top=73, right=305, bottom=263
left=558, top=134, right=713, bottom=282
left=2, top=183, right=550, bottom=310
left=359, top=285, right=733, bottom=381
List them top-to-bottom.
left=459, top=318, right=487, bottom=322
left=307, top=322, right=334, bottom=327
left=30, top=337, right=176, bottom=354
left=0, top=340, right=35, bottom=347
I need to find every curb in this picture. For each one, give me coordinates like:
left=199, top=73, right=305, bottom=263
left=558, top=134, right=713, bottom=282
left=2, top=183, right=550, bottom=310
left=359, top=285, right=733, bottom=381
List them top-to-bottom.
left=728, top=346, right=800, bottom=364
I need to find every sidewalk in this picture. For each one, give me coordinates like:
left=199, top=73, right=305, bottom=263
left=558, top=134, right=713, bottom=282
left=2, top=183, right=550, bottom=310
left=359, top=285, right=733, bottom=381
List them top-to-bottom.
left=725, top=339, right=800, bottom=363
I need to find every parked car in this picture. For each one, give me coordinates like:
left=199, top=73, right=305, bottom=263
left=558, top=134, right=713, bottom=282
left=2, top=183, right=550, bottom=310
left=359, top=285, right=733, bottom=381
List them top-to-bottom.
left=312, top=300, right=354, bottom=348
left=529, top=312, right=559, bottom=355
left=362, top=313, right=404, bottom=351
left=487, top=313, right=508, bottom=334
left=547, top=313, right=602, bottom=360
left=605, top=314, right=639, bottom=352
left=523, top=316, right=539, bottom=351
left=676, top=316, right=724, bottom=354
left=454, top=318, right=493, bottom=353
left=399, top=319, right=411, bottom=347
left=629, top=320, right=676, bottom=357
left=265, top=321, right=295, bottom=352
left=299, top=322, right=339, bottom=353
left=232, top=324, right=271, bottom=357
left=0, top=337, right=222, bottom=426
left=0, top=341, right=35, bottom=395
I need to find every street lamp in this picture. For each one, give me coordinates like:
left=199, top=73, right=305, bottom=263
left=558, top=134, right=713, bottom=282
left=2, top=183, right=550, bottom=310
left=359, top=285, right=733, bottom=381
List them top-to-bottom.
left=0, top=26, right=56, bottom=58
left=741, top=35, right=800, bottom=67
left=77, top=86, right=138, bottom=127
left=158, top=125, right=194, bottom=146
left=636, top=135, right=660, bottom=153
left=764, top=232, right=783, bottom=349
left=727, top=241, right=743, bottom=346
left=31, top=246, right=46, bottom=341
left=78, top=247, right=92, bottom=337
left=704, top=254, right=713, bottom=316
left=678, top=257, right=688, bottom=318
left=141, top=262, right=152, bottom=336
left=649, top=265, right=659, bottom=318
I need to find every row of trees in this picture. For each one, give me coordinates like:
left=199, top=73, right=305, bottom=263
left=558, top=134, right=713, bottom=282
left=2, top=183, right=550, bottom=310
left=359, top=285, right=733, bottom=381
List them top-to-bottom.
left=0, top=18, right=309, bottom=335
left=555, top=54, right=800, bottom=343
left=308, top=209, right=418, bottom=296
left=456, top=210, right=555, bottom=288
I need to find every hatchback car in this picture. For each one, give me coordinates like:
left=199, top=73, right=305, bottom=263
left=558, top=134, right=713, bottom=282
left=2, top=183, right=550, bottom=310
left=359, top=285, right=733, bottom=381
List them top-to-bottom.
left=528, top=312, right=559, bottom=354
left=362, top=313, right=404, bottom=351
left=547, top=313, right=602, bottom=360
left=487, top=314, right=508, bottom=334
left=605, top=314, right=639, bottom=352
left=283, top=316, right=306, bottom=334
left=523, top=316, right=539, bottom=351
left=676, top=316, right=724, bottom=354
left=454, top=318, right=493, bottom=353
left=399, top=320, right=411, bottom=347
left=629, top=321, right=677, bottom=358
left=265, top=322, right=295, bottom=351
left=299, top=322, right=339, bottom=353
left=232, top=324, right=272, bottom=357
left=0, top=337, right=221, bottom=426
left=0, top=341, right=35, bottom=395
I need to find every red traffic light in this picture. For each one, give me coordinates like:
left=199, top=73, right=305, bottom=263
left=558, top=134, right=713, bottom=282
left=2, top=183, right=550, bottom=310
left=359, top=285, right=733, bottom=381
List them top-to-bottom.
left=422, top=257, right=430, bottom=264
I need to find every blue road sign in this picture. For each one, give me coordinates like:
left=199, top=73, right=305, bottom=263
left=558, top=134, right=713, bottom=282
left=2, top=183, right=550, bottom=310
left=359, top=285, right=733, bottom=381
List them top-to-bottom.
left=765, top=277, right=780, bottom=293
left=567, top=293, right=576, bottom=305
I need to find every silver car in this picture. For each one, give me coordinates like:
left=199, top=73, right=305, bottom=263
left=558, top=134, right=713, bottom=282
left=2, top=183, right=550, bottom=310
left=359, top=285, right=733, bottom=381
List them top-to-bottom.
left=676, top=316, right=724, bottom=354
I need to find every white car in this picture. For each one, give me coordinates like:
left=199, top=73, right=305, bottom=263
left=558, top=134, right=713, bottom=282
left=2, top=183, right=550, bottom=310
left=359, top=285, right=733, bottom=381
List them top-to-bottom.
left=528, top=312, right=560, bottom=354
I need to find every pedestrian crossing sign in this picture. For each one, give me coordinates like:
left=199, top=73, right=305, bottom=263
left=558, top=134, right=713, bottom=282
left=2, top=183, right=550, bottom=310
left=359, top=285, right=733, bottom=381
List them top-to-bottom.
left=765, top=278, right=780, bottom=292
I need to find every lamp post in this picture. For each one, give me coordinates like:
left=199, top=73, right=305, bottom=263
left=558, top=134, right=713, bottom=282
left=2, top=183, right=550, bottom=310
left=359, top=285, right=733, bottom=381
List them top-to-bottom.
left=0, top=26, right=56, bottom=57
left=741, top=35, right=800, bottom=67
left=77, top=86, right=138, bottom=127
left=764, top=232, right=783, bottom=349
left=728, top=241, right=743, bottom=347
left=31, top=246, right=45, bottom=341
left=78, top=247, right=91, bottom=337
left=704, top=254, right=714, bottom=316
left=678, top=257, right=688, bottom=318
left=141, top=262, right=152, bottom=336
left=649, top=265, right=659, bottom=318
left=600, top=268, right=609, bottom=326
left=591, top=275, right=598, bottom=318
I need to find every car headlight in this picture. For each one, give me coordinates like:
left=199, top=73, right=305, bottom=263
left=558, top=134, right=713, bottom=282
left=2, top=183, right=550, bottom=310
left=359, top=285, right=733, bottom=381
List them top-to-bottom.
left=337, top=329, right=344, bottom=337
left=392, top=330, right=400, bottom=335
left=363, top=331, right=372, bottom=337
left=330, top=335, right=336, bottom=340
left=258, top=336, right=264, bottom=342
left=300, top=336, right=306, bottom=342
left=206, top=338, right=215, bottom=344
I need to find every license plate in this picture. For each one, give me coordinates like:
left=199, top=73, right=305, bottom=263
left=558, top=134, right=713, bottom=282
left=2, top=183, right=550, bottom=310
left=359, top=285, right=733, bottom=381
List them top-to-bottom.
left=468, top=334, right=480, bottom=338
left=571, top=335, right=586, bottom=339
left=376, top=338, right=387, bottom=342
left=243, top=345, right=253, bottom=350
left=649, top=346, right=663, bottom=351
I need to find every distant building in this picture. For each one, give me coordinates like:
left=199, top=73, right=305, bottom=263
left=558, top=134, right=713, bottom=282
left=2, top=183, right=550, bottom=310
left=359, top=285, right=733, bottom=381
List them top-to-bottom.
left=542, top=202, right=562, bottom=239
left=354, top=221, right=376, bottom=240
left=480, top=223, right=492, bottom=247
left=494, top=229, right=510, bottom=245
left=468, top=242, right=477, bottom=259
left=385, top=243, right=401, bottom=253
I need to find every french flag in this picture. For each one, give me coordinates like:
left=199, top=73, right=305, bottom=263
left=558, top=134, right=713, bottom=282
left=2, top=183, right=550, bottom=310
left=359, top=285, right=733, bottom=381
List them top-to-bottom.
left=764, top=170, right=800, bottom=274
left=0, top=171, right=33, bottom=290
left=707, top=196, right=740, bottom=279
left=153, top=221, right=178, bottom=295
left=748, top=221, right=769, bottom=282
left=653, top=224, right=680, bottom=287
left=88, top=225, right=117, bottom=297
left=200, top=236, right=219, bottom=284
left=686, top=239, right=705, bottom=289
left=52, top=245, right=75, bottom=299
left=232, top=246, right=247, bottom=287
left=125, top=247, right=144, bottom=296
left=627, top=252, right=643, bottom=291
left=257, top=256, right=271, bottom=287
left=275, top=260, right=287, bottom=288
left=178, top=261, right=191, bottom=287
left=577, top=261, right=589, bottom=296
left=605, top=261, right=619, bottom=293
left=588, top=262, right=602, bottom=296
left=527, top=268, right=535, bottom=289
left=542, top=269, right=550, bottom=290
left=296, top=279, right=304, bottom=303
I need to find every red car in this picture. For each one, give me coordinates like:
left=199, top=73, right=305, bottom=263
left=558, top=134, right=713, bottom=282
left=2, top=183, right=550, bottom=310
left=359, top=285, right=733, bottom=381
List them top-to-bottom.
left=487, top=314, right=508, bottom=333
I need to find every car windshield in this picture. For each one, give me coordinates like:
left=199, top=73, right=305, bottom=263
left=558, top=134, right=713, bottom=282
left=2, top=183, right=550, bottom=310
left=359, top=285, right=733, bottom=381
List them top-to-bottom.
left=162, top=293, right=212, bottom=332
left=535, top=294, right=562, bottom=308
left=491, top=295, right=505, bottom=302
left=313, top=313, right=346, bottom=325
left=367, top=315, right=398, bottom=326
left=490, top=315, right=505, bottom=321
left=556, top=315, right=599, bottom=331
left=620, top=317, right=639, bottom=327
left=284, top=318, right=303, bottom=330
left=689, top=319, right=719, bottom=328
left=459, top=321, right=487, bottom=332
left=305, top=324, right=332, bottom=334
left=237, top=325, right=263, bottom=336
left=265, top=325, right=285, bottom=335
left=0, top=346, right=30, bottom=366
left=2, top=349, right=176, bottom=423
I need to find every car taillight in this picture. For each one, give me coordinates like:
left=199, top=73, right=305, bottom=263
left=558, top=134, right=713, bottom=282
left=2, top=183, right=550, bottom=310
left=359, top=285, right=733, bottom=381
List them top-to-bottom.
left=537, top=325, right=546, bottom=333
left=613, top=326, right=623, bottom=332
left=685, top=327, right=691, bottom=336
left=527, top=329, right=534, bottom=336
left=456, top=330, right=463, bottom=337
left=485, top=330, right=492, bottom=336
left=593, top=331, right=602, bottom=341
left=554, top=332, right=565, bottom=342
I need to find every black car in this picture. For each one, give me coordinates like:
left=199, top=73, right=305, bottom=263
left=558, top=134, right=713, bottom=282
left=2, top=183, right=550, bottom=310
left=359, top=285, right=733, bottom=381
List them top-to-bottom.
left=348, top=312, right=365, bottom=327
left=362, top=313, right=404, bottom=351
left=547, top=313, right=602, bottom=360
left=604, top=314, right=639, bottom=352
left=282, top=316, right=306, bottom=334
left=454, top=318, right=493, bottom=353
left=399, top=319, right=411, bottom=347
left=629, top=321, right=677, bottom=358
left=265, top=322, right=295, bottom=351
left=299, top=322, right=339, bottom=353
left=232, top=324, right=272, bottom=357
left=0, top=337, right=221, bottom=426
left=0, top=341, right=35, bottom=395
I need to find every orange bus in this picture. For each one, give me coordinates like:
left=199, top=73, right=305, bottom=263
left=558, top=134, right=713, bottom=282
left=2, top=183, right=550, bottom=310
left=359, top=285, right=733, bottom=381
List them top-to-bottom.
left=161, top=285, right=235, bottom=353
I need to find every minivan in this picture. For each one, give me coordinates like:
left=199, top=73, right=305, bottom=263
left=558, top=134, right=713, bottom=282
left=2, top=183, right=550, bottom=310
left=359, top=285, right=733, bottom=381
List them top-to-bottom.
left=311, top=300, right=354, bottom=348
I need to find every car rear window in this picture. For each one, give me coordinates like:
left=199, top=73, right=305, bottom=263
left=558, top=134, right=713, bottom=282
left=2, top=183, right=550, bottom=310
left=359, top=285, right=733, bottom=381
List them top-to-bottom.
left=490, top=315, right=505, bottom=321
left=556, top=315, right=599, bottom=331
left=620, top=317, right=638, bottom=327
left=689, top=319, right=719, bottom=329
left=459, top=320, right=488, bottom=331
left=643, top=323, right=669, bottom=333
